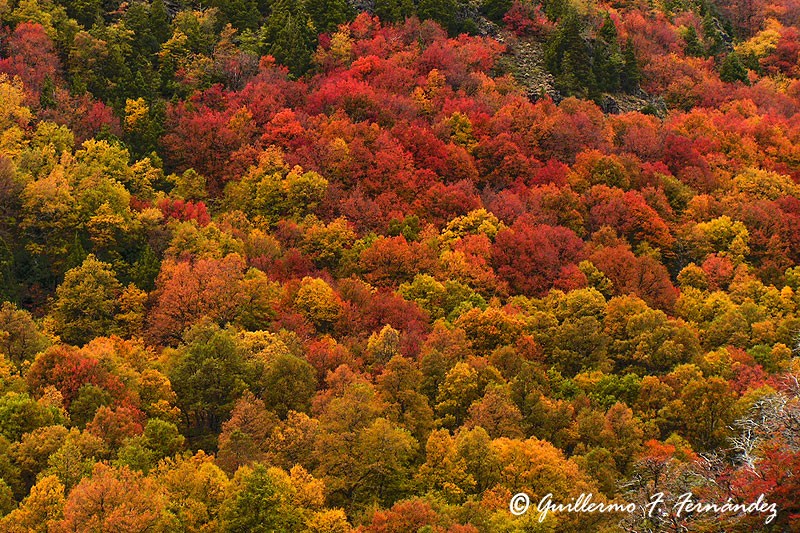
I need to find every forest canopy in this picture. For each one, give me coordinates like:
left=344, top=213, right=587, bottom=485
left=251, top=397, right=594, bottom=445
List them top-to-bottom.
left=1, top=0, right=800, bottom=530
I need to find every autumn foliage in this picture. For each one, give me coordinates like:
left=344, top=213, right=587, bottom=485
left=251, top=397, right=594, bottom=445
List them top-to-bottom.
left=0, top=0, right=799, bottom=529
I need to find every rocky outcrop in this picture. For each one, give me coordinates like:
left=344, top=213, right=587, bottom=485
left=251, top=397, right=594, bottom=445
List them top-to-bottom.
left=496, top=32, right=558, bottom=101
left=599, top=92, right=668, bottom=117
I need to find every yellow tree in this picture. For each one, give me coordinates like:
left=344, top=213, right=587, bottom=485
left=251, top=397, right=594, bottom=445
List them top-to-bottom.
left=47, top=255, right=122, bottom=346
left=0, top=475, right=64, bottom=533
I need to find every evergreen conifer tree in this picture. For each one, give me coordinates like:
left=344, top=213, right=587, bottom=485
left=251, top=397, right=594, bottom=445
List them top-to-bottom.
left=260, top=0, right=316, bottom=77
left=306, top=0, right=354, bottom=34
left=374, top=0, right=416, bottom=23
left=545, top=9, right=596, bottom=98
left=684, top=25, right=704, bottom=57
left=620, top=38, right=641, bottom=92
left=719, top=51, right=749, bottom=83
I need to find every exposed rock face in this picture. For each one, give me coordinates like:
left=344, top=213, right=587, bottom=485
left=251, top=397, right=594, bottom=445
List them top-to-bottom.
left=163, top=0, right=183, bottom=17
left=349, top=0, right=375, bottom=14
left=495, top=31, right=558, bottom=101
left=499, top=32, right=667, bottom=116
left=599, top=92, right=667, bottom=116
left=600, top=95, right=620, bottom=114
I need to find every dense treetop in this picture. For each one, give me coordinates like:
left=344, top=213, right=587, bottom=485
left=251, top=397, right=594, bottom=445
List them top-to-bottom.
left=1, top=0, right=800, bottom=530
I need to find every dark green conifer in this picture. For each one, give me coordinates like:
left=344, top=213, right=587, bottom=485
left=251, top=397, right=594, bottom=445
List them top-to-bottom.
left=259, top=0, right=316, bottom=77
left=306, top=0, right=354, bottom=34
left=374, top=0, right=416, bottom=23
left=419, top=0, right=458, bottom=32
left=481, top=0, right=512, bottom=21
left=545, top=9, right=596, bottom=98
left=594, top=14, right=623, bottom=92
left=684, top=25, right=704, bottom=57
left=620, top=38, right=641, bottom=92
left=719, top=51, right=749, bottom=83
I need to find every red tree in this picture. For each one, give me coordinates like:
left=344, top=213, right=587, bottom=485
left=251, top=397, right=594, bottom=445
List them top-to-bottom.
left=492, top=217, right=584, bottom=296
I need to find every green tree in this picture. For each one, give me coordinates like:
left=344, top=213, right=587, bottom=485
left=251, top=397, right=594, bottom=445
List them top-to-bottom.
left=149, top=0, right=171, bottom=44
left=209, top=0, right=262, bottom=32
left=259, top=0, right=316, bottom=77
left=306, top=0, right=353, bottom=34
left=374, top=0, right=416, bottom=23
left=418, top=0, right=458, bottom=33
left=481, top=0, right=513, bottom=21
left=123, top=1, right=161, bottom=58
left=545, top=10, right=597, bottom=98
left=594, top=14, right=624, bottom=93
left=68, top=23, right=135, bottom=107
left=684, top=25, right=704, bottom=57
left=620, top=38, right=641, bottom=92
left=719, top=51, right=749, bottom=83
left=225, top=152, right=328, bottom=227
left=171, top=168, right=208, bottom=201
left=301, top=217, right=356, bottom=273
left=48, top=255, right=122, bottom=346
left=399, top=274, right=485, bottom=321
left=0, top=302, right=50, bottom=367
left=167, top=324, right=248, bottom=439
left=254, top=352, right=316, bottom=418
left=377, top=355, right=435, bottom=443
left=435, top=362, right=483, bottom=428
left=677, top=376, right=736, bottom=450
left=313, top=381, right=384, bottom=508
left=68, top=384, right=112, bottom=428
left=0, top=393, right=64, bottom=442
left=351, top=418, right=418, bottom=507
left=115, top=419, right=185, bottom=473
left=12, top=425, right=70, bottom=492
left=454, top=426, right=499, bottom=492
left=42, top=429, right=104, bottom=493
left=153, top=451, right=231, bottom=531
left=221, top=463, right=306, bottom=532
left=0, top=478, right=13, bottom=517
